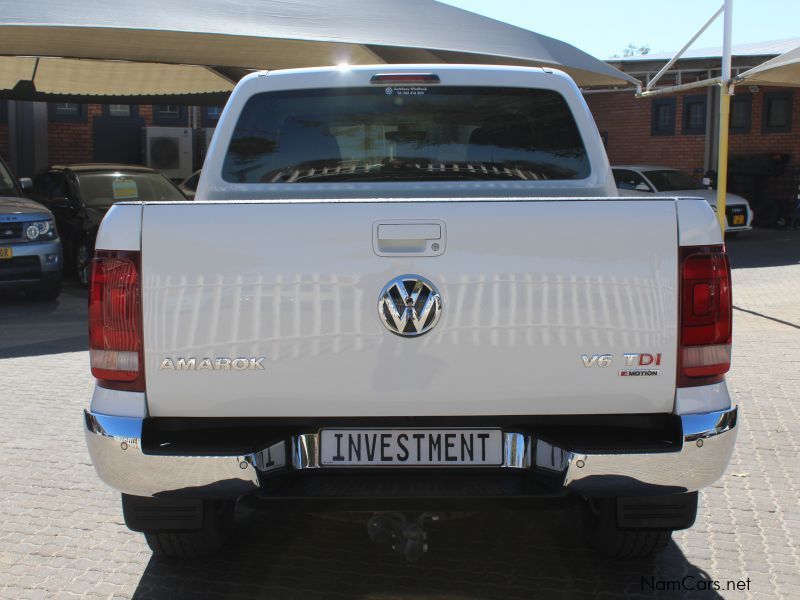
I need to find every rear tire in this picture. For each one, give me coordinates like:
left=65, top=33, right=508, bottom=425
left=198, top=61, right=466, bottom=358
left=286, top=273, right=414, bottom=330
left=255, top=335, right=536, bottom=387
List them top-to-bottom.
left=122, top=495, right=235, bottom=559
left=582, top=498, right=671, bottom=559
left=146, top=500, right=234, bottom=559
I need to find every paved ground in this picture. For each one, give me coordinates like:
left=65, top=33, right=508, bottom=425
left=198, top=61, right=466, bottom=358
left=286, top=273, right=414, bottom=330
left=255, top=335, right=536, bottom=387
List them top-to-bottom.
left=0, top=228, right=799, bottom=599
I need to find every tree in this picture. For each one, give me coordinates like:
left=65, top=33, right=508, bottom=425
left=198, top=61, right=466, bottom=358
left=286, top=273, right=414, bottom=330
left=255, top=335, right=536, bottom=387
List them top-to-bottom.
left=610, top=44, right=651, bottom=59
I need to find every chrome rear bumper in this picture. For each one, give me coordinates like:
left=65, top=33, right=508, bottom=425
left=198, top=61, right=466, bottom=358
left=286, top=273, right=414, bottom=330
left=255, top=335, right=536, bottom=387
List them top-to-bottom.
left=84, top=406, right=737, bottom=498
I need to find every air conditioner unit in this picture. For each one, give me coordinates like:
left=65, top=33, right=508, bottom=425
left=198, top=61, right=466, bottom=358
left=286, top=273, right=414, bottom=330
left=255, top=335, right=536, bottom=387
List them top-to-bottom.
left=143, top=126, right=193, bottom=180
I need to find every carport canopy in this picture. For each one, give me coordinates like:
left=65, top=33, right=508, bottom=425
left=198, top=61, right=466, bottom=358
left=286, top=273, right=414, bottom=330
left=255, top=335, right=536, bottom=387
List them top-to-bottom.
left=0, top=0, right=638, bottom=101
left=736, top=44, right=800, bottom=87
left=0, top=57, right=234, bottom=102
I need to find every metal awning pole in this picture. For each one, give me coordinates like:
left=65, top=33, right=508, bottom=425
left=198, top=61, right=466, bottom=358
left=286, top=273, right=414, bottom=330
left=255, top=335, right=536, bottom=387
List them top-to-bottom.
left=716, top=0, right=733, bottom=237
left=645, top=4, right=724, bottom=92
left=637, top=76, right=722, bottom=98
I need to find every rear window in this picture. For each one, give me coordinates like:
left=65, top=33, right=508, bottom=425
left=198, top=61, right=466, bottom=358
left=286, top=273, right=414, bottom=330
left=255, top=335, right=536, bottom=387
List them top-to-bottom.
left=222, top=87, right=590, bottom=184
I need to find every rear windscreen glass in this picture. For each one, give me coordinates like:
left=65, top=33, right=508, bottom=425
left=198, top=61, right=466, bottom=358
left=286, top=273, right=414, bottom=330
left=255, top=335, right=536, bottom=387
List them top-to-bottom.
left=222, top=87, right=590, bottom=183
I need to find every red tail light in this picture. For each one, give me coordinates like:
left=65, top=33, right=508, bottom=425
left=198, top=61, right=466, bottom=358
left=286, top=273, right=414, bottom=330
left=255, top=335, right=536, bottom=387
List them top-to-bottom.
left=678, top=245, right=732, bottom=387
left=88, top=250, right=145, bottom=392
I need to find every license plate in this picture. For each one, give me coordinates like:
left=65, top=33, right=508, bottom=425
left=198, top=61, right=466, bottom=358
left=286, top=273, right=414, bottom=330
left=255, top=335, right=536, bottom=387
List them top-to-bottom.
left=733, top=215, right=745, bottom=225
left=0, top=247, right=12, bottom=259
left=319, top=429, right=503, bottom=466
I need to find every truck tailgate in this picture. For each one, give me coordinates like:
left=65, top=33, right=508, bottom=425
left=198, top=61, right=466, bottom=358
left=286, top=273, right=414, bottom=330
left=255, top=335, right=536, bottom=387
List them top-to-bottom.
left=141, top=199, right=678, bottom=417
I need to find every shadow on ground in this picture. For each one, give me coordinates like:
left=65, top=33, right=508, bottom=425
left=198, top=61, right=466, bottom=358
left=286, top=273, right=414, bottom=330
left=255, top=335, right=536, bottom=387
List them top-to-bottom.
left=727, top=227, right=800, bottom=269
left=0, top=280, right=87, bottom=358
left=132, top=506, right=723, bottom=599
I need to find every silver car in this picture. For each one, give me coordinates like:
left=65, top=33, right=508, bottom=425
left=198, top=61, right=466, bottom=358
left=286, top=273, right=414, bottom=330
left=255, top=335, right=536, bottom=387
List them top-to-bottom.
left=0, top=156, right=62, bottom=300
left=612, top=165, right=753, bottom=233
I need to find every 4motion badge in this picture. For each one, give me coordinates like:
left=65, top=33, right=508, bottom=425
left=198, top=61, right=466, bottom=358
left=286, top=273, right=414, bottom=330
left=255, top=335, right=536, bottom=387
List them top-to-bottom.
left=581, top=353, right=662, bottom=377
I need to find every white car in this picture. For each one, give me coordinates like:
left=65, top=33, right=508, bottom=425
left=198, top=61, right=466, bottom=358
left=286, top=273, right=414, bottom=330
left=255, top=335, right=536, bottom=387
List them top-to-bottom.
left=83, top=65, right=738, bottom=562
left=612, top=165, right=753, bottom=233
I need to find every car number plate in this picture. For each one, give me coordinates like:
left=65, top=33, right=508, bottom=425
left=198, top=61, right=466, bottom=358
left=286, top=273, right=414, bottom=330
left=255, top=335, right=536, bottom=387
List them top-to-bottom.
left=733, top=215, right=745, bottom=225
left=0, top=247, right=12, bottom=259
left=319, top=429, right=503, bottom=466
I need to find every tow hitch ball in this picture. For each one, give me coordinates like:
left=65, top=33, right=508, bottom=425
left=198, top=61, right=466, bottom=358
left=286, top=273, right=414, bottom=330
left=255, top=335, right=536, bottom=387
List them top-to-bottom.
left=367, top=512, right=439, bottom=562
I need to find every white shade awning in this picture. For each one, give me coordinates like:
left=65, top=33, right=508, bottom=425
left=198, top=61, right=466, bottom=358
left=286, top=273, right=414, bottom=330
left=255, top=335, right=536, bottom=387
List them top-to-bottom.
left=0, top=0, right=638, bottom=100
left=736, top=45, right=800, bottom=87
left=0, top=57, right=234, bottom=98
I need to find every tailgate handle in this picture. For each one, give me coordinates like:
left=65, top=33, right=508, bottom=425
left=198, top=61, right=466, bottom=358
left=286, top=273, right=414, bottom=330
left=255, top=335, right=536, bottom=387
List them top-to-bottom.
left=373, top=220, right=446, bottom=256
left=378, top=224, right=440, bottom=241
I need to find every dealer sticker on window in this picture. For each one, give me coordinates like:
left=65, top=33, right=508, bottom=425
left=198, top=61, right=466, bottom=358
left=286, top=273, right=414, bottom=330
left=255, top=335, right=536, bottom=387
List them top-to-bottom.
left=384, top=86, right=428, bottom=96
left=112, top=178, right=139, bottom=200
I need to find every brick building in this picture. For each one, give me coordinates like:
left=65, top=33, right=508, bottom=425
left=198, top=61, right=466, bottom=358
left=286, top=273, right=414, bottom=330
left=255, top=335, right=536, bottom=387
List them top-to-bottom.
left=585, top=39, right=800, bottom=222
left=0, top=101, right=221, bottom=181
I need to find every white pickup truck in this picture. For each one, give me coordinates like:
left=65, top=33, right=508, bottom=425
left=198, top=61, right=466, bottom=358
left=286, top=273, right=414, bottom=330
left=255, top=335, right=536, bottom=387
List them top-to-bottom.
left=84, top=64, right=737, bottom=561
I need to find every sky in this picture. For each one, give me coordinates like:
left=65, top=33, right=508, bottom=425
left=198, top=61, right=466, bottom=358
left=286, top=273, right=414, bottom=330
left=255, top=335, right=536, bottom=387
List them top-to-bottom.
left=439, top=0, right=800, bottom=59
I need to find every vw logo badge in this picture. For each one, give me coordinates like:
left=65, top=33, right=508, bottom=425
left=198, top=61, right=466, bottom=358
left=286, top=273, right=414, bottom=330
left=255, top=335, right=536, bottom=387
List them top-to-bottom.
left=378, top=275, right=442, bottom=337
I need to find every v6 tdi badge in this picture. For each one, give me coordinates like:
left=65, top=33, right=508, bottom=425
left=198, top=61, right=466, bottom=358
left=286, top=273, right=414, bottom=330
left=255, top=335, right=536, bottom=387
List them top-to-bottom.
left=581, top=353, right=662, bottom=377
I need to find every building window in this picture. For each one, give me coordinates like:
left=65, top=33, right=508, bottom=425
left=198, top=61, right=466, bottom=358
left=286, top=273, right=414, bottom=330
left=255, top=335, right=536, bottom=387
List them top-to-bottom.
left=763, top=91, right=793, bottom=134
left=682, top=95, right=707, bottom=135
left=730, top=95, right=752, bottom=134
left=651, top=98, right=676, bottom=136
left=0, top=100, right=7, bottom=124
left=47, top=103, right=87, bottom=123
left=54, top=103, right=80, bottom=117
left=102, top=104, right=139, bottom=119
left=108, top=104, right=131, bottom=117
left=152, top=104, right=185, bottom=126
left=159, top=105, right=181, bottom=119
left=202, top=106, right=223, bottom=126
